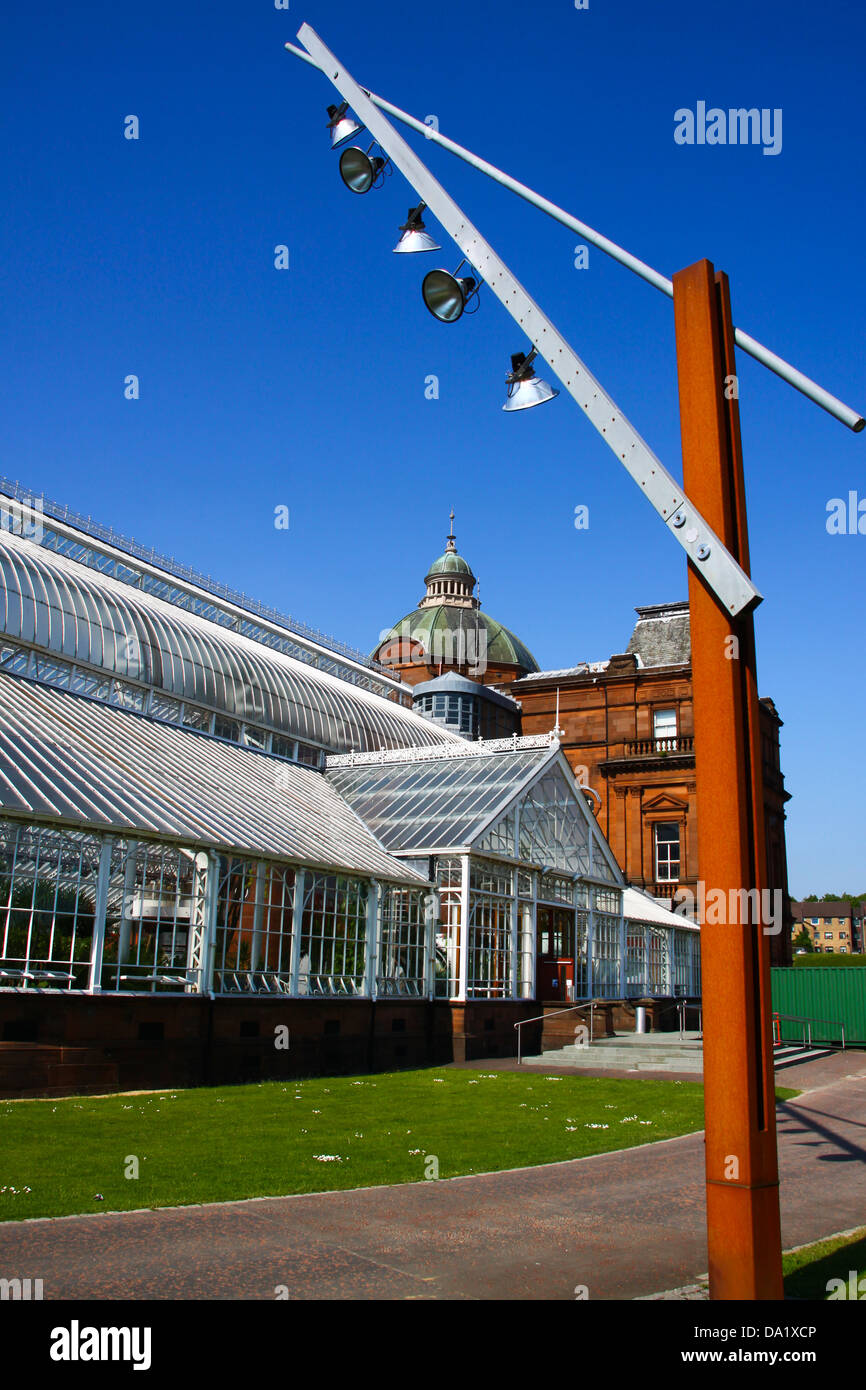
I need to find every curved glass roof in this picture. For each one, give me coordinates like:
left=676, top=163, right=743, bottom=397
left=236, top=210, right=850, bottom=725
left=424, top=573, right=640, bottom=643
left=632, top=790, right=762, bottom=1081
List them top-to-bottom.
left=0, top=534, right=459, bottom=755
left=378, top=604, right=540, bottom=673
left=0, top=671, right=427, bottom=882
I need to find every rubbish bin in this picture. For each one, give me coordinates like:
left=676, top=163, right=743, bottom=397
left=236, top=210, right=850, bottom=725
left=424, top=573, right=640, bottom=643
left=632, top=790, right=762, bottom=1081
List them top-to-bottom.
left=635, top=1006, right=647, bottom=1034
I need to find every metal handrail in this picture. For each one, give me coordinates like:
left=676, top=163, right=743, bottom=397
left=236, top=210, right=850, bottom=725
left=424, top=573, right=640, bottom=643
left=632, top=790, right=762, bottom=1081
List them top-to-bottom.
left=653, top=997, right=702, bottom=1040
left=514, top=1000, right=601, bottom=1065
left=773, top=1011, right=846, bottom=1050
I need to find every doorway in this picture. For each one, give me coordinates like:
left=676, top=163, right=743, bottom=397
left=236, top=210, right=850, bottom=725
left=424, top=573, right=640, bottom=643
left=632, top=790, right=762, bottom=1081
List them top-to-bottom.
left=536, top=905, right=575, bottom=1000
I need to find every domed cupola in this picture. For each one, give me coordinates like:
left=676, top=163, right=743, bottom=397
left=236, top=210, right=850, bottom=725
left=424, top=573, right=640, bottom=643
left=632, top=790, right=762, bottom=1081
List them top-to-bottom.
left=373, top=512, right=540, bottom=682
left=419, top=512, right=480, bottom=611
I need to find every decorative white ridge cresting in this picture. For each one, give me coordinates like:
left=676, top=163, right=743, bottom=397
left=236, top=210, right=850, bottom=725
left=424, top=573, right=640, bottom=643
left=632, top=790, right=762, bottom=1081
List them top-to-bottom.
left=326, top=733, right=559, bottom=767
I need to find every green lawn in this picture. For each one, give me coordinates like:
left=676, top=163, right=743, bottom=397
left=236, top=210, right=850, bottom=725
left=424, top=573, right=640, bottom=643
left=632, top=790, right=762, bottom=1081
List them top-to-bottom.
left=793, top=954, right=866, bottom=966
left=0, top=1070, right=799, bottom=1223
left=783, top=1228, right=866, bottom=1300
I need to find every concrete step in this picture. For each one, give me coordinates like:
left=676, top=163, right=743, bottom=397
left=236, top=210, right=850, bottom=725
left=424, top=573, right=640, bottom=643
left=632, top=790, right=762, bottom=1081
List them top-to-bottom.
left=526, top=1027, right=706, bottom=1072
left=522, top=1039, right=835, bottom=1076
left=524, top=1044, right=704, bottom=1073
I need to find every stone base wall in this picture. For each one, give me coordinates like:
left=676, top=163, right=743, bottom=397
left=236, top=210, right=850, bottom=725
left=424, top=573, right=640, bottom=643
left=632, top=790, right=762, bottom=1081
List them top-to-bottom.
left=0, top=994, right=540, bottom=1098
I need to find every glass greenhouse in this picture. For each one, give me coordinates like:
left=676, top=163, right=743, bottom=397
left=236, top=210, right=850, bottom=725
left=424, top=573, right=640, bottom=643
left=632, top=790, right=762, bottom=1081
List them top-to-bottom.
left=0, top=490, right=699, bottom=1008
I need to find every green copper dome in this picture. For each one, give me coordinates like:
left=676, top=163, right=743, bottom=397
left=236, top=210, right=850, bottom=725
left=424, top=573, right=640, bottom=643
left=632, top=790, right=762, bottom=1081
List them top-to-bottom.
left=376, top=518, right=539, bottom=676
left=426, top=549, right=475, bottom=579
left=376, top=604, right=540, bottom=674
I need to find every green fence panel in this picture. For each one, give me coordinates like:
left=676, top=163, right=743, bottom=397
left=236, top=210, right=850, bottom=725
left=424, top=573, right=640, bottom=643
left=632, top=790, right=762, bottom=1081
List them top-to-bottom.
left=771, top=967, right=866, bottom=1045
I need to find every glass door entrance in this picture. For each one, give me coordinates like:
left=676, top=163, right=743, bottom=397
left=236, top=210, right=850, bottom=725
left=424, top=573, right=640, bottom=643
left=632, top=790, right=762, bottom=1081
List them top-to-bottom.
left=536, top=905, right=575, bottom=1000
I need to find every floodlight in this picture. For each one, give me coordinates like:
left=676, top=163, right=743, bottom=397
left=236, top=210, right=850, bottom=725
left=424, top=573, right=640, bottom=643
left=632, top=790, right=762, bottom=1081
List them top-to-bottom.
left=326, top=102, right=365, bottom=150
left=339, top=144, right=389, bottom=193
left=393, top=204, right=440, bottom=254
left=421, top=261, right=480, bottom=322
left=503, top=350, right=560, bottom=411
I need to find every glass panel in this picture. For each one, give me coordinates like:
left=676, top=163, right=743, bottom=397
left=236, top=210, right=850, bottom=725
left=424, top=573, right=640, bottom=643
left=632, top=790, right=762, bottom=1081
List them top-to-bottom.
left=0, top=642, right=31, bottom=675
left=32, top=653, right=71, bottom=688
left=70, top=667, right=111, bottom=700
left=109, top=679, right=147, bottom=712
left=149, top=691, right=182, bottom=723
left=181, top=703, right=212, bottom=731
left=653, top=708, right=677, bottom=747
left=242, top=725, right=268, bottom=751
left=295, top=743, right=322, bottom=768
left=518, top=768, right=590, bottom=875
left=476, top=807, right=515, bottom=859
left=0, top=822, right=101, bottom=991
left=654, top=822, right=680, bottom=882
left=101, top=840, right=199, bottom=993
left=592, top=849, right=618, bottom=883
left=467, top=855, right=514, bottom=1000
left=433, top=856, right=462, bottom=999
left=213, top=858, right=295, bottom=994
left=470, top=858, right=513, bottom=896
left=538, top=871, right=574, bottom=905
left=299, top=872, right=368, bottom=996
left=378, top=886, right=428, bottom=996
left=593, top=887, right=622, bottom=915
left=468, top=890, right=513, bottom=999
left=574, top=909, right=589, bottom=998
left=591, top=911, right=621, bottom=998
left=626, top=924, right=647, bottom=996
left=647, top=926, right=668, bottom=993
left=672, top=929, right=690, bottom=994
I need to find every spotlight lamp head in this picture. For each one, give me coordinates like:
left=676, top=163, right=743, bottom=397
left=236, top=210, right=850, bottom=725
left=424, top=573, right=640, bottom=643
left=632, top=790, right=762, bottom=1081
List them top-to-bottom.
left=326, top=102, right=365, bottom=150
left=338, top=142, right=390, bottom=194
left=393, top=204, right=441, bottom=254
left=421, top=260, right=481, bottom=322
left=503, top=349, right=560, bottom=412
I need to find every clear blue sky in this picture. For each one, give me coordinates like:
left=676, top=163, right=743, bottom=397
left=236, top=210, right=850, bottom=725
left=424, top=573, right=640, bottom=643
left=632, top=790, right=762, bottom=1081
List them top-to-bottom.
left=1, top=0, right=863, bottom=895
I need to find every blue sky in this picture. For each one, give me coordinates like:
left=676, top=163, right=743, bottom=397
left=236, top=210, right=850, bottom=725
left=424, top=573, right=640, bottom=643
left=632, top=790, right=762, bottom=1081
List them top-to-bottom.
left=1, top=0, right=863, bottom=894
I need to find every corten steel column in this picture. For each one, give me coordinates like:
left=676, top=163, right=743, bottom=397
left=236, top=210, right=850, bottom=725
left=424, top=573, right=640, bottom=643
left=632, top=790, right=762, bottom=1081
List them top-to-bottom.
left=673, top=258, right=784, bottom=1300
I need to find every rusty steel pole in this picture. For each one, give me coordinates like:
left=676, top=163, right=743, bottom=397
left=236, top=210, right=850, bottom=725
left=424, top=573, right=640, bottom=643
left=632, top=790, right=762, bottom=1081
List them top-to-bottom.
left=673, top=259, right=784, bottom=1300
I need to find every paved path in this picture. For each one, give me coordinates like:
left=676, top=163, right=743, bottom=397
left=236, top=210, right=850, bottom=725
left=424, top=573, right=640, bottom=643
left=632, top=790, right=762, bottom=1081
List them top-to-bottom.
left=1, top=1053, right=864, bottom=1300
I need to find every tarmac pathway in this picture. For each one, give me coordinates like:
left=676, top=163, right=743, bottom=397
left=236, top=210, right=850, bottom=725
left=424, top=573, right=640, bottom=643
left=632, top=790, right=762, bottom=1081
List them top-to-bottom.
left=1, top=1052, right=864, bottom=1300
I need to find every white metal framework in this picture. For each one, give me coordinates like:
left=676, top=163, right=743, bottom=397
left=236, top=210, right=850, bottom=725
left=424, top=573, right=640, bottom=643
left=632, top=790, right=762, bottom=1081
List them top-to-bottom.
left=329, top=739, right=700, bottom=1002
left=0, top=816, right=430, bottom=1000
